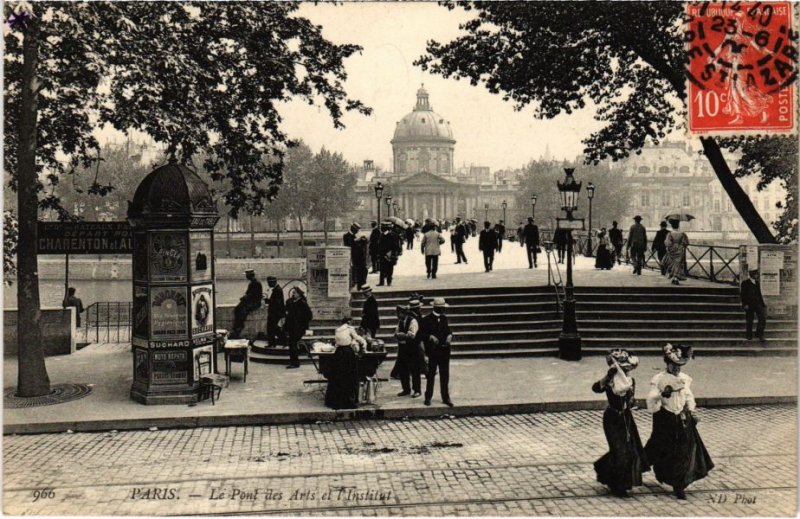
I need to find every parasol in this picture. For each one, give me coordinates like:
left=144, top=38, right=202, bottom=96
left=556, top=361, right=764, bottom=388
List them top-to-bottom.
left=663, top=211, right=696, bottom=222
left=387, top=216, right=405, bottom=226
left=404, top=218, right=415, bottom=226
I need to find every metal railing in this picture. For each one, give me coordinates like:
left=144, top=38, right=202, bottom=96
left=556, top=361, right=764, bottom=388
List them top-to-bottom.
left=540, top=229, right=742, bottom=285
left=543, top=241, right=564, bottom=317
left=84, top=302, right=132, bottom=343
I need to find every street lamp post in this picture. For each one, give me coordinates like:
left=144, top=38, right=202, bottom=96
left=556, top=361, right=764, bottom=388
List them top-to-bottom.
left=556, top=167, right=583, bottom=361
left=374, top=182, right=384, bottom=223
left=585, top=182, right=595, bottom=257
left=385, top=195, right=393, bottom=220
left=531, top=195, right=537, bottom=220
left=501, top=200, right=507, bottom=224
left=392, top=201, right=399, bottom=217
left=484, top=203, right=489, bottom=221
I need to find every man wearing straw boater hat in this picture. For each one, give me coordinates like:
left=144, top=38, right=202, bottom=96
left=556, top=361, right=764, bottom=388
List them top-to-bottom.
left=231, top=269, right=263, bottom=339
left=394, top=294, right=424, bottom=397
left=420, top=297, right=454, bottom=407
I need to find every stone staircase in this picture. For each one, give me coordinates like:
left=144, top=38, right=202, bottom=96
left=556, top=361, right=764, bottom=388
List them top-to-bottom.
left=251, top=284, right=796, bottom=363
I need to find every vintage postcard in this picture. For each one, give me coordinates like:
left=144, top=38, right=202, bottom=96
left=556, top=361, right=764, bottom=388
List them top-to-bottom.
left=3, top=1, right=798, bottom=516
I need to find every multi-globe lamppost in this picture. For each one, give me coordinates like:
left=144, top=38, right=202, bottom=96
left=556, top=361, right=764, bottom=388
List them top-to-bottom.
left=556, top=168, right=584, bottom=361
left=374, top=182, right=384, bottom=223
left=585, top=182, right=596, bottom=257
left=385, top=194, right=393, bottom=219
left=531, top=194, right=537, bottom=219
left=501, top=200, right=507, bottom=224
left=392, top=201, right=399, bottom=217
left=484, top=203, right=489, bottom=221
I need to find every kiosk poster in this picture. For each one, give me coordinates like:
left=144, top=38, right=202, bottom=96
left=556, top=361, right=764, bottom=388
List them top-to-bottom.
left=149, top=232, right=188, bottom=282
left=190, top=232, right=212, bottom=282
left=760, top=251, right=784, bottom=296
left=328, top=269, right=350, bottom=298
left=191, top=284, right=214, bottom=336
left=132, top=285, right=149, bottom=338
left=150, top=287, right=188, bottom=340
left=151, top=350, right=189, bottom=385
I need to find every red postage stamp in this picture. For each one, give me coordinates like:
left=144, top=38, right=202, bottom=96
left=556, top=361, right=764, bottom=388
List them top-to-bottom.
left=686, top=2, right=797, bottom=134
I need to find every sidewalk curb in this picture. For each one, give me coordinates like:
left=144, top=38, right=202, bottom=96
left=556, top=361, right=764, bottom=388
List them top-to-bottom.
left=4, top=395, right=795, bottom=435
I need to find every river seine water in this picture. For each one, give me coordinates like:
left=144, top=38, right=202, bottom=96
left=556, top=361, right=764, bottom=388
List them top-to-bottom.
left=3, top=280, right=246, bottom=309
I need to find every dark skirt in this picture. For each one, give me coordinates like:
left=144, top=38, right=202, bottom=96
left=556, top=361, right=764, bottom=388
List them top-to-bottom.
left=595, top=245, right=614, bottom=269
left=324, top=347, right=360, bottom=410
left=594, top=408, right=649, bottom=490
left=645, top=408, right=714, bottom=489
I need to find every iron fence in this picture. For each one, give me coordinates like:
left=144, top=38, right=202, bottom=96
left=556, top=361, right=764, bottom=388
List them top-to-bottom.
left=84, top=302, right=132, bottom=343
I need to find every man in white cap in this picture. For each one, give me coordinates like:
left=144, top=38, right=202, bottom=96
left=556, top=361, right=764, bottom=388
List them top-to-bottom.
left=232, top=269, right=262, bottom=339
left=394, top=294, right=423, bottom=397
left=420, top=297, right=454, bottom=407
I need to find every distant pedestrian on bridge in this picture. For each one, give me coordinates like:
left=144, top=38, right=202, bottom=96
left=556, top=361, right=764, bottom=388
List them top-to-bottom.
left=626, top=215, right=648, bottom=275
left=453, top=217, right=468, bottom=264
left=522, top=217, right=540, bottom=269
left=664, top=219, right=689, bottom=285
left=494, top=220, right=506, bottom=252
left=479, top=221, right=498, bottom=272
left=608, top=221, right=624, bottom=265
left=652, top=221, right=669, bottom=275
left=378, top=222, right=401, bottom=287
left=405, top=224, right=416, bottom=250
left=421, top=224, right=445, bottom=279
left=554, top=228, right=567, bottom=264
left=594, top=228, right=614, bottom=270
left=352, top=236, right=369, bottom=289
left=740, top=268, right=767, bottom=341
left=231, top=269, right=263, bottom=339
left=360, top=285, right=380, bottom=339
left=63, top=287, right=85, bottom=328
left=645, top=343, right=714, bottom=500
left=592, top=349, right=648, bottom=498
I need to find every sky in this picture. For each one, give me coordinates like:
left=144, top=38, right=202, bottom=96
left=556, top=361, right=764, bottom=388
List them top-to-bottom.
left=275, top=3, right=606, bottom=172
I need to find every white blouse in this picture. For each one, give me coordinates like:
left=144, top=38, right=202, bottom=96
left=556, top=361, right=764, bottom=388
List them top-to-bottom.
left=646, top=371, right=696, bottom=414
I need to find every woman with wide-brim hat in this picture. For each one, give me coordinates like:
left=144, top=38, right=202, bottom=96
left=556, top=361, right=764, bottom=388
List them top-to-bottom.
left=645, top=343, right=714, bottom=499
left=592, top=349, right=649, bottom=498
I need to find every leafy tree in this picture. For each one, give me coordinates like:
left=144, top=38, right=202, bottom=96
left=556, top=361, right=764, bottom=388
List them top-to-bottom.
left=416, top=1, right=794, bottom=244
left=4, top=2, right=369, bottom=396
left=718, top=135, right=798, bottom=242
left=273, top=143, right=314, bottom=254
left=307, top=147, right=358, bottom=244
left=514, top=159, right=632, bottom=233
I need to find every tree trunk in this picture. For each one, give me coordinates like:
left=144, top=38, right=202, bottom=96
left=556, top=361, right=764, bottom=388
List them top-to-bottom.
left=17, top=18, right=51, bottom=397
left=700, top=137, right=777, bottom=244
left=249, top=214, right=255, bottom=257
left=226, top=216, right=231, bottom=257
left=297, top=216, right=305, bottom=256
left=323, top=216, right=328, bottom=245
left=276, top=218, right=281, bottom=258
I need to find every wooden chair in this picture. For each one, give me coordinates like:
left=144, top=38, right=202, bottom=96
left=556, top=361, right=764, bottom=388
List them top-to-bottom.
left=196, top=350, right=228, bottom=405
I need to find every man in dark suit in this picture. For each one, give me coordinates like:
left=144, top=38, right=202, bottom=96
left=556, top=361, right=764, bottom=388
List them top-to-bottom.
left=626, top=215, right=648, bottom=275
left=453, top=217, right=468, bottom=264
left=522, top=217, right=540, bottom=269
left=494, top=220, right=506, bottom=253
left=368, top=221, right=381, bottom=274
left=479, top=221, right=498, bottom=272
left=608, top=221, right=624, bottom=265
left=652, top=221, right=669, bottom=275
left=342, top=222, right=360, bottom=248
left=378, top=222, right=401, bottom=287
left=352, top=236, right=369, bottom=289
left=740, top=268, right=767, bottom=341
left=232, top=269, right=263, bottom=339
left=265, top=275, right=285, bottom=347
left=360, top=285, right=380, bottom=339
left=284, top=287, right=313, bottom=368
left=420, top=297, right=454, bottom=407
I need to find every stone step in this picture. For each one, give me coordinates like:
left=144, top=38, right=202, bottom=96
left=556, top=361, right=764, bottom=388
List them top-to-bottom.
left=355, top=285, right=740, bottom=299
left=351, top=292, right=741, bottom=306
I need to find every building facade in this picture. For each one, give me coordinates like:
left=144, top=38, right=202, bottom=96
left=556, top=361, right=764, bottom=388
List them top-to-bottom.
left=354, top=86, right=521, bottom=225
left=614, top=141, right=786, bottom=235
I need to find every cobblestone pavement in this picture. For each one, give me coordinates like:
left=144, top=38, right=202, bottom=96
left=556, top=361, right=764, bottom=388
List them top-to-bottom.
left=4, top=405, right=796, bottom=516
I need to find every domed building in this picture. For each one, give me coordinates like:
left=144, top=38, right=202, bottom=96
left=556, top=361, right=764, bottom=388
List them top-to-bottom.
left=391, top=86, right=455, bottom=176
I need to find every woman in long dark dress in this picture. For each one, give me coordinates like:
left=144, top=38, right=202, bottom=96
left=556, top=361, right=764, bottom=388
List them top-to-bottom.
left=594, top=229, right=614, bottom=270
left=325, top=318, right=366, bottom=410
left=645, top=343, right=714, bottom=499
left=592, top=349, right=648, bottom=498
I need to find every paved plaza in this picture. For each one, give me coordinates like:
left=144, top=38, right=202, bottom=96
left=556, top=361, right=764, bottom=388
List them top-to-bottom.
left=3, top=405, right=795, bottom=516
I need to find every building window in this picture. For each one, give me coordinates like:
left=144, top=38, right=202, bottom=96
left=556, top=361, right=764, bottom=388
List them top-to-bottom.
left=638, top=166, right=650, bottom=175
left=659, top=166, right=670, bottom=175
left=679, top=166, right=691, bottom=174
left=661, top=192, right=670, bottom=207
left=641, top=193, right=650, bottom=207
left=682, top=194, right=690, bottom=206
left=714, top=200, right=720, bottom=212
